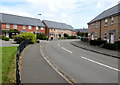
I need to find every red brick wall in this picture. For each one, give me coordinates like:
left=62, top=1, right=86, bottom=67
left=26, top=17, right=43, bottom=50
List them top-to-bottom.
left=2, top=23, right=45, bottom=34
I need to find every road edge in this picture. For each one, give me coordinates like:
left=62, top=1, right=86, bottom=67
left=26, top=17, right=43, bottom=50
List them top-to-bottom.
left=39, top=42, right=76, bottom=84
left=71, top=42, right=120, bottom=59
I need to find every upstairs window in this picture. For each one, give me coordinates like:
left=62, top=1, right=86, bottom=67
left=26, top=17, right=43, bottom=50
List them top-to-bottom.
left=111, top=17, right=114, bottom=24
left=105, top=19, right=108, bottom=26
left=92, top=23, right=94, bottom=28
left=6, top=24, right=10, bottom=28
left=13, top=25, right=17, bottom=29
left=23, top=26, right=26, bottom=29
left=28, top=26, right=32, bottom=29
left=36, top=26, right=38, bottom=30
left=41, top=27, right=44, bottom=30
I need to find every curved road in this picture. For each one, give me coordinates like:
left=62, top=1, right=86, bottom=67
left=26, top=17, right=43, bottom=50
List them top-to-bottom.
left=41, top=40, right=119, bottom=83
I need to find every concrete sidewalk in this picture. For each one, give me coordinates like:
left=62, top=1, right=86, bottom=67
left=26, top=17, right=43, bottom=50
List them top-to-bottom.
left=71, top=41, right=119, bottom=59
left=21, top=43, right=67, bottom=83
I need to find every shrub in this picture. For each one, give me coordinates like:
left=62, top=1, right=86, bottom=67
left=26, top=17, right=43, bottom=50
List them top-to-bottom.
left=14, top=33, right=36, bottom=44
left=37, top=33, right=48, bottom=40
left=2, top=35, right=9, bottom=41
left=67, top=36, right=76, bottom=39
left=81, top=37, right=89, bottom=42
left=90, top=40, right=106, bottom=46
left=101, top=43, right=117, bottom=50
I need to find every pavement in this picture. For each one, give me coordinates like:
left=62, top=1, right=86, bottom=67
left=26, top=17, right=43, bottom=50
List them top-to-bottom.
left=0, top=39, right=19, bottom=47
left=41, top=40, right=119, bottom=83
left=71, top=40, right=119, bottom=59
left=21, top=43, right=68, bottom=83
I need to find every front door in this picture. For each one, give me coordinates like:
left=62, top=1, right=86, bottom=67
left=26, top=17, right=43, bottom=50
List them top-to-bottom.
left=110, top=34, right=114, bottom=44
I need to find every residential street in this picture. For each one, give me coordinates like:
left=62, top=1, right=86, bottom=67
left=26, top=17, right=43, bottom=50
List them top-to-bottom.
left=41, top=39, right=119, bottom=83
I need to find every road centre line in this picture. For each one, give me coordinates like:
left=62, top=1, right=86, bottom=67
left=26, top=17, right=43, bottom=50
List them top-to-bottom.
left=62, top=47, right=72, bottom=53
left=81, top=56, right=120, bottom=72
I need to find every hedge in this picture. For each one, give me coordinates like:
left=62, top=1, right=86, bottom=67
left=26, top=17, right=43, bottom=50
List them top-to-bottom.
left=14, top=33, right=36, bottom=44
left=37, top=33, right=48, bottom=40
left=2, top=35, right=9, bottom=41
left=89, top=40, right=106, bottom=46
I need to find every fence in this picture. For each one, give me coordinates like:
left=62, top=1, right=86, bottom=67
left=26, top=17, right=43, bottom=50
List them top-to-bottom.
left=16, top=40, right=31, bottom=85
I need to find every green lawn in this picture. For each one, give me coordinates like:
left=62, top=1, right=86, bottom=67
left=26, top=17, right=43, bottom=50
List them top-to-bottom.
left=1, top=46, right=17, bottom=83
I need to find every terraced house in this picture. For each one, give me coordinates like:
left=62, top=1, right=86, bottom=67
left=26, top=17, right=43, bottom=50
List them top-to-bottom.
left=88, top=4, right=120, bottom=44
left=0, top=13, right=45, bottom=38
left=42, top=20, right=76, bottom=40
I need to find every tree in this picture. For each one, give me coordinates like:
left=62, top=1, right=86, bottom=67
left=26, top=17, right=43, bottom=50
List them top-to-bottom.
left=64, top=33, right=68, bottom=38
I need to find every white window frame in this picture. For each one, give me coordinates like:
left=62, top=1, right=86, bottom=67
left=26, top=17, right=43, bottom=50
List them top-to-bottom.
left=111, top=17, right=114, bottom=24
left=105, top=19, right=108, bottom=26
left=92, top=23, right=94, bottom=28
left=6, top=24, right=10, bottom=28
left=13, top=24, right=17, bottom=29
left=23, top=25, right=26, bottom=29
left=28, top=26, right=32, bottom=29
left=36, top=26, right=38, bottom=30
left=41, top=27, right=44, bottom=30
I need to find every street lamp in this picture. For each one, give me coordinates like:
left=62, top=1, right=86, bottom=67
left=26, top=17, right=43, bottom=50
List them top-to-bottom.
left=36, top=14, right=42, bottom=42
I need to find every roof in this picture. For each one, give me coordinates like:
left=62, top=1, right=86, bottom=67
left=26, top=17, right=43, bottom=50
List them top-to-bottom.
left=88, top=4, right=120, bottom=24
left=0, top=13, right=45, bottom=27
left=42, top=20, right=75, bottom=30
left=75, top=29, right=88, bottom=33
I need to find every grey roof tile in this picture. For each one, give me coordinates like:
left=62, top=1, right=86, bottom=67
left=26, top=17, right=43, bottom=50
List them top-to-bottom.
left=88, top=4, right=120, bottom=24
left=0, top=13, right=45, bottom=27
left=42, top=20, right=75, bottom=30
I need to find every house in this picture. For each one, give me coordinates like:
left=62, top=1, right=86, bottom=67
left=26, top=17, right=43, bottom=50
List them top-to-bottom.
left=88, top=4, right=120, bottom=44
left=0, top=13, right=46, bottom=38
left=42, top=20, right=76, bottom=40
left=75, top=28, right=88, bottom=33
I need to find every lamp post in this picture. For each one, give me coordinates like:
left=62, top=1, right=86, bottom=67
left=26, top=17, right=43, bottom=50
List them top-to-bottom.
left=36, top=14, right=42, bottom=38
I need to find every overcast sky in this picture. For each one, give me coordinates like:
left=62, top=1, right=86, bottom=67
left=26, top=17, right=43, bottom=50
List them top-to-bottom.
left=0, top=0, right=119, bottom=29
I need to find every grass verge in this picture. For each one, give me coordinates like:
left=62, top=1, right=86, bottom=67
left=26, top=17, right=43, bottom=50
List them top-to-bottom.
left=2, top=46, right=17, bottom=83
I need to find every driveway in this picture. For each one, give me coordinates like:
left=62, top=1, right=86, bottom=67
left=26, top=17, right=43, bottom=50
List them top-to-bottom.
left=0, top=39, right=19, bottom=47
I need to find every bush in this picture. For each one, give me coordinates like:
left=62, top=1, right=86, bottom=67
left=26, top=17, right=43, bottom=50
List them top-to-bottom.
left=14, top=33, right=36, bottom=44
left=37, top=33, right=48, bottom=40
left=2, top=35, right=9, bottom=41
left=67, top=36, right=76, bottom=39
left=81, top=37, right=89, bottom=42
left=90, top=40, right=106, bottom=46
left=101, top=43, right=117, bottom=50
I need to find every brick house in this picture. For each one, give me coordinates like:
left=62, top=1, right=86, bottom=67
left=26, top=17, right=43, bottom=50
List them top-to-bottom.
left=88, top=4, right=120, bottom=44
left=0, top=13, right=45, bottom=38
left=42, top=20, right=76, bottom=40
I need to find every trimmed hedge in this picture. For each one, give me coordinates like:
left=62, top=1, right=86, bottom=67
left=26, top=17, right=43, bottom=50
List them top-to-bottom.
left=14, top=33, right=36, bottom=44
left=37, top=33, right=48, bottom=40
left=2, top=35, right=9, bottom=41
left=67, top=36, right=76, bottom=39
left=89, top=40, right=106, bottom=46
left=101, top=43, right=117, bottom=50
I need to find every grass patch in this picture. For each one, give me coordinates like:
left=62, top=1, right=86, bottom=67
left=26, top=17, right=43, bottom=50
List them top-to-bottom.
left=2, top=46, right=17, bottom=83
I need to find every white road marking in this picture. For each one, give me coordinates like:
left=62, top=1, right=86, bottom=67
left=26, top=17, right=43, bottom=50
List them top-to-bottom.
left=58, top=43, right=60, bottom=47
left=62, top=47, right=72, bottom=53
left=81, top=56, right=120, bottom=72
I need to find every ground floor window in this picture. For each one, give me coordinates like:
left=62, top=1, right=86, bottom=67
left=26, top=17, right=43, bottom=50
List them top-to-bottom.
left=104, top=33, right=107, bottom=40
left=119, top=33, right=120, bottom=40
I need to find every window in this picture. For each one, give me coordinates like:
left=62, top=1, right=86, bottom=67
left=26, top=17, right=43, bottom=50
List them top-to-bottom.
left=111, top=17, right=114, bottom=24
left=105, top=19, right=108, bottom=26
left=96, top=22, right=98, bottom=28
left=92, top=23, right=94, bottom=28
left=6, top=24, right=10, bottom=28
left=13, top=25, right=17, bottom=29
left=23, top=25, right=26, bottom=29
left=28, top=26, right=32, bottom=29
left=36, top=26, right=38, bottom=30
left=41, top=27, right=44, bottom=30
left=94, top=33, right=98, bottom=39
left=104, top=33, right=107, bottom=40
left=119, top=33, right=120, bottom=40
